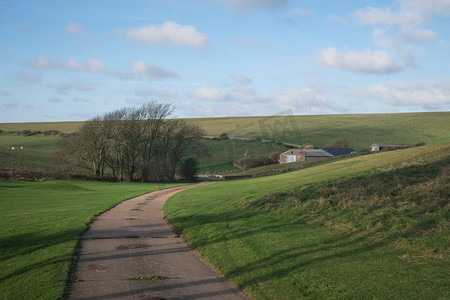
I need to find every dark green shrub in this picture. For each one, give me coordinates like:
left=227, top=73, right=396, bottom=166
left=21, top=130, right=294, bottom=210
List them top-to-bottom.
left=219, top=133, right=229, bottom=140
left=181, top=157, right=198, bottom=181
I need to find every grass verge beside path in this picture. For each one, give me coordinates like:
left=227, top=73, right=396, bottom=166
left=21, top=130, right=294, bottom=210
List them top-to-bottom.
left=164, top=143, right=450, bottom=299
left=0, top=180, right=185, bottom=299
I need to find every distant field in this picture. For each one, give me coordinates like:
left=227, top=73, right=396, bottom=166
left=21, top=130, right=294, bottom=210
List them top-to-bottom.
left=187, top=111, right=450, bottom=150
left=1, top=112, right=450, bottom=173
left=2, top=112, right=449, bottom=150
left=0, top=121, right=82, bottom=133
left=0, top=135, right=61, bottom=172
left=0, top=135, right=285, bottom=173
left=164, top=143, right=450, bottom=299
left=0, top=180, right=184, bottom=299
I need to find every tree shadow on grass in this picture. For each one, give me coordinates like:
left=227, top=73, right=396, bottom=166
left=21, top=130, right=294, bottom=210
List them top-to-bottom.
left=169, top=206, right=443, bottom=298
left=0, top=228, right=82, bottom=262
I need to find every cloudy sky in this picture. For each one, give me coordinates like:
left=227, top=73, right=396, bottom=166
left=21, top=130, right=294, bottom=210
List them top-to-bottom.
left=1, top=0, right=450, bottom=122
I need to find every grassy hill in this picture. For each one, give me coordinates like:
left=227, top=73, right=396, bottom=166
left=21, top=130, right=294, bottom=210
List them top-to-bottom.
left=187, top=111, right=450, bottom=150
left=1, top=112, right=449, bottom=173
left=1, top=112, right=449, bottom=299
left=0, top=121, right=82, bottom=133
left=0, top=135, right=61, bottom=172
left=164, top=143, right=450, bottom=299
left=0, top=180, right=184, bottom=299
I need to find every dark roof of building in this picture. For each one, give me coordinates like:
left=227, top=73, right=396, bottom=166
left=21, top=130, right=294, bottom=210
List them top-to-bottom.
left=322, top=148, right=355, bottom=156
left=297, top=149, right=334, bottom=157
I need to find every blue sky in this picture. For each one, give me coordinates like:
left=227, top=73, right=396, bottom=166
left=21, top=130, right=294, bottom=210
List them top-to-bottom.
left=1, top=0, right=450, bottom=122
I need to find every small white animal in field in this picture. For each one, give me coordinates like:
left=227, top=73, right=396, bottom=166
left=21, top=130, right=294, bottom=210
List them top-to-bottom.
left=20, top=146, right=23, bottom=149
left=11, top=147, right=15, bottom=150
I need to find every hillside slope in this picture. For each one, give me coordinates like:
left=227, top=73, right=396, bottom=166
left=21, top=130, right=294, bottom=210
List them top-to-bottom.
left=1, top=111, right=449, bottom=149
left=187, top=111, right=450, bottom=150
left=1, top=112, right=449, bottom=173
left=164, top=143, right=450, bottom=299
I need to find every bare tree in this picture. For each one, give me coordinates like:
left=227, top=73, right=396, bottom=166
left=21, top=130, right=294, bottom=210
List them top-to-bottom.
left=57, top=102, right=205, bottom=182
left=140, top=103, right=173, bottom=181
left=103, top=109, right=127, bottom=180
left=77, top=117, right=109, bottom=177
left=148, top=119, right=205, bottom=181
left=55, top=132, right=85, bottom=175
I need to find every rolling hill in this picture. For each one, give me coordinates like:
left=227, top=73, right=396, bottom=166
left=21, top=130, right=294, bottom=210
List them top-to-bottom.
left=1, top=112, right=449, bottom=173
left=164, top=142, right=450, bottom=299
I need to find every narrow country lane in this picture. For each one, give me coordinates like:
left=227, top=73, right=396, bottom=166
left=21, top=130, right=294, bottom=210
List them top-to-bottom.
left=69, top=183, right=249, bottom=300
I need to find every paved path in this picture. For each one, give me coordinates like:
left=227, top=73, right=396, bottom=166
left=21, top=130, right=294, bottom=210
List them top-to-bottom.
left=69, top=183, right=249, bottom=300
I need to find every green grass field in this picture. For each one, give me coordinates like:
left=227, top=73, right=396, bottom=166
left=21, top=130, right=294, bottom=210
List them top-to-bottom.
left=1, top=112, right=449, bottom=299
left=2, top=112, right=449, bottom=173
left=187, top=112, right=450, bottom=150
left=0, top=121, right=82, bottom=133
left=0, top=133, right=285, bottom=174
left=0, top=135, right=61, bottom=172
left=199, top=139, right=286, bottom=169
left=164, top=143, right=450, bottom=299
left=224, top=160, right=320, bottom=178
left=198, top=163, right=240, bottom=174
left=0, top=180, right=184, bottom=299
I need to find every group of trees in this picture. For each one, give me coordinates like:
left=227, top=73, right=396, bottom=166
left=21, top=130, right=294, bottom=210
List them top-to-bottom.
left=58, top=103, right=205, bottom=182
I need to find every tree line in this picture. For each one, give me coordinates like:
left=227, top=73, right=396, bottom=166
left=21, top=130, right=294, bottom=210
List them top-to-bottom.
left=58, top=103, right=205, bottom=182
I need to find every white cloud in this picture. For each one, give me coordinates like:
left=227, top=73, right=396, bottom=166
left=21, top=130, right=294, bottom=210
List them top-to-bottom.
left=215, top=0, right=287, bottom=12
left=398, top=0, right=450, bottom=16
left=354, top=6, right=436, bottom=43
left=354, top=7, right=424, bottom=26
left=327, top=15, right=347, bottom=24
left=125, top=21, right=208, bottom=48
left=65, top=22, right=85, bottom=35
left=401, top=26, right=437, bottom=42
left=372, top=28, right=401, bottom=49
left=316, top=47, right=403, bottom=74
left=26, top=56, right=177, bottom=82
left=25, top=57, right=54, bottom=69
left=34, top=57, right=109, bottom=73
left=65, top=58, right=84, bottom=71
left=87, top=58, right=107, bottom=72
left=130, top=60, right=179, bottom=81
left=230, top=74, right=251, bottom=85
left=364, top=79, right=450, bottom=106
left=181, top=80, right=352, bottom=117
left=188, top=86, right=224, bottom=101
left=228, top=87, right=262, bottom=103
left=274, top=88, right=334, bottom=113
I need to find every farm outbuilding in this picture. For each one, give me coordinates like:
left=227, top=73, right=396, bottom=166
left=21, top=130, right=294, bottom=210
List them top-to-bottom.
left=370, top=143, right=416, bottom=152
left=322, top=148, right=355, bottom=156
left=280, top=149, right=333, bottom=163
